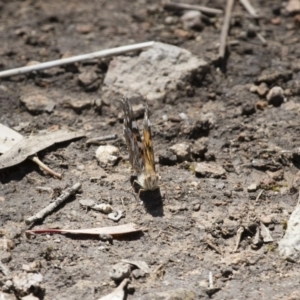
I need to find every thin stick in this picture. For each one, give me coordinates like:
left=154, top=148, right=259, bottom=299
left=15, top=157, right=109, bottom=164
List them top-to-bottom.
left=219, top=0, right=235, bottom=60
left=239, top=0, right=259, bottom=19
left=163, top=2, right=223, bottom=15
left=256, top=32, right=267, bottom=46
left=0, top=41, right=154, bottom=79
left=86, top=134, right=118, bottom=145
left=30, top=156, right=62, bottom=179
left=25, top=182, right=81, bottom=225
left=36, top=186, right=53, bottom=193
left=255, top=189, right=263, bottom=202
left=233, top=226, right=244, bottom=252
left=206, top=238, right=223, bottom=256
left=209, top=271, right=214, bottom=289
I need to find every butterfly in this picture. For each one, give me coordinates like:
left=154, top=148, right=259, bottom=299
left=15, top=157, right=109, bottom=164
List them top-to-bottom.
left=122, top=96, right=159, bottom=197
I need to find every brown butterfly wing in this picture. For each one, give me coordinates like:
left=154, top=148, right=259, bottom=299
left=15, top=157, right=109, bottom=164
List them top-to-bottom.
left=122, top=97, right=144, bottom=173
left=143, top=103, right=156, bottom=173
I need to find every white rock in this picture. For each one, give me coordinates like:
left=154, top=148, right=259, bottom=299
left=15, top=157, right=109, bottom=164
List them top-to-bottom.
left=286, top=0, right=300, bottom=14
left=181, top=10, right=203, bottom=30
left=103, top=42, right=207, bottom=101
left=266, top=86, right=285, bottom=107
left=169, top=142, right=191, bottom=162
left=95, top=145, right=119, bottom=166
left=247, top=183, right=257, bottom=192
left=92, top=203, right=113, bottom=214
left=278, top=204, right=300, bottom=261
left=13, top=272, right=43, bottom=296
left=0, top=292, right=15, bottom=300
left=21, top=294, right=39, bottom=300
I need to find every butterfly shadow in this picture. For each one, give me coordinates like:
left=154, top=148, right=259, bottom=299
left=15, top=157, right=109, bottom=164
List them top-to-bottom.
left=130, top=176, right=164, bottom=217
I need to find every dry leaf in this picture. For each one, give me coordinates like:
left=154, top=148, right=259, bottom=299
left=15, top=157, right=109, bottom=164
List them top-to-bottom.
left=0, top=123, right=23, bottom=153
left=0, top=126, right=85, bottom=169
left=26, top=223, right=142, bottom=237
left=98, top=278, right=129, bottom=300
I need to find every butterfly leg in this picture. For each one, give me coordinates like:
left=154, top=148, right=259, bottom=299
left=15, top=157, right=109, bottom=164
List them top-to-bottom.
left=132, top=180, right=145, bottom=202
left=158, top=184, right=169, bottom=203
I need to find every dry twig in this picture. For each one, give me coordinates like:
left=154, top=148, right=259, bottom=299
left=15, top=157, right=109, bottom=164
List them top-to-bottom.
left=219, top=0, right=235, bottom=60
left=239, top=0, right=259, bottom=18
left=163, top=1, right=223, bottom=15
left=256, top=32, right=267, bottom=46
left=0, top=41, right=154, bottom=79
left=86, top=134, right=118, bottom=145
left=30, top=156, right=62, bottom=179
left=25, top=182, right=81, bottom=225
left=36, top=186, right=53, bottom=193
left=255, top=189, right=264, bottom=202
left=233, top=226, right=244, bottom=252
left=206, top=238, right=223, bottom=256
left=209, top=271, right=214, bottom=289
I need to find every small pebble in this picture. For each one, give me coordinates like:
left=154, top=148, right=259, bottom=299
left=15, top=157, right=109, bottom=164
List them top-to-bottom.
left=181, top=10, right=203, bottom=30
left=257, top=82, right=269, bottom=97
left=267, top=86, right=285, bottom=107
left=169, top=142, right=191, bottom=162
left=95, top=145, right=119, bottom=166
left=247, top=183, right=257, bottom=192
left=79, top=199, right=95, bottom=209
left=92, top=203, right=113, bottom=214
left=192, top=203, right=201, bottom=211
left=108, top=210, right=125, bottom=222
left=260, top=214, right=273, bottom=224
left=109, top=262, right=131, bottom=281
left=132, top=269, right=146, bottom=279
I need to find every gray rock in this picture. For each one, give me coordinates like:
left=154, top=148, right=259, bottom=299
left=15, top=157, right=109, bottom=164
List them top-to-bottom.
left=103, top=42, right=207, bottom=101
left=78, top=70, right=100, bottom=92
left=256, top=82, right=269, bottom=96
left=20, top=92, right=55, bottom=114
left=191, top=138, right=208, bottom=159
left=169, top=142, right=191, bottom=162
left=95, top=145, right=119, bottom=166
left=158, top=149, right=177, bottom=166
left=195, top=162, right=226, bottom=178
left=79, top=199, right=95, bottom=208
left=278, top=204, right=300, bottom=261
left=121, top=259, right=150, bottom=274
left=109, top=263, right=131, bottom=281
left=132, top=269, right=146, bottom=279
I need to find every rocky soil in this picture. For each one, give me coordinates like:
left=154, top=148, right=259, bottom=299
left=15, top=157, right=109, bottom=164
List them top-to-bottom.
left=1, top=0, right=300, bottom=299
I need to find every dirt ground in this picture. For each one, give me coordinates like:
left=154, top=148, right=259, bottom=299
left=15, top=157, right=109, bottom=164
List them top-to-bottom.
left=1, top=0, right=300, bottom=299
